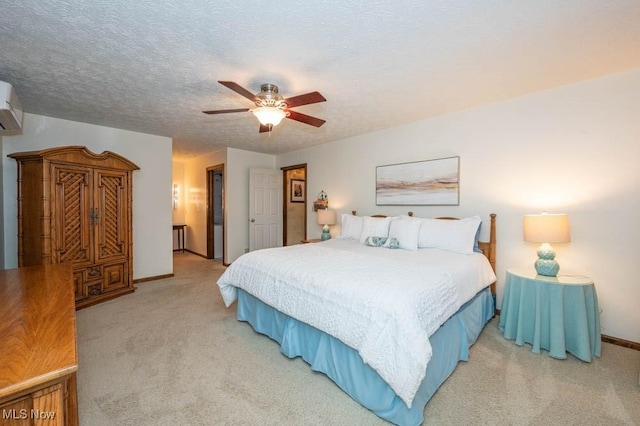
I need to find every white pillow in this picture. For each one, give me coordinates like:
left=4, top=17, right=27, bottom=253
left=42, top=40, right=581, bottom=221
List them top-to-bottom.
left=339, top=214, right=364, bottom=240
left=359, top=216, right=392, bottom=244
left=419, top=216, right=481, bottom=254
left=388, top=218, right=421, bottom=251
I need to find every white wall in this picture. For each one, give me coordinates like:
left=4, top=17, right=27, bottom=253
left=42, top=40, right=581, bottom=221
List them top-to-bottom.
left=276, top=69, right=640, bottom=343
left=2, top=113, right=173, bottom=280
left=179, top=147, right=275, bottom=263
left=226, top=147, right=276, bottom=262
left=181, top=149, right=226, bottom=259
left=172, top=160, right=186, bottom=251
left=172, top=161, right=186, bottom=226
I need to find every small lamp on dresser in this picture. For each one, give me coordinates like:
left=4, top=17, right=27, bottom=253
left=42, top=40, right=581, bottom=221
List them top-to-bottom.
left=317, top=209, right=336, bottom=241
left=523, top=212, right=570, bottom=277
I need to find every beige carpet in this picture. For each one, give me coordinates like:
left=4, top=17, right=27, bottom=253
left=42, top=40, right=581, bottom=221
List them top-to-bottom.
left=76, top=253, right=640, bottom=425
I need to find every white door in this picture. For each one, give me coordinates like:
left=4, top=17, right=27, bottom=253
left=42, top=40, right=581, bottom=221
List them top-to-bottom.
left=249, top=168, right=283, bottom=251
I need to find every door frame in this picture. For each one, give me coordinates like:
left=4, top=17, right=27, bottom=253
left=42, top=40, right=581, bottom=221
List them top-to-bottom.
left=281, top=163, right=307, bottom=245
left=206, top=164, right=225, bottom=263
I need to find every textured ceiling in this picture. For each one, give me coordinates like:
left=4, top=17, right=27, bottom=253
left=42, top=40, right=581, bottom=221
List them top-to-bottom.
left=1, top=1, right=639, bottom=159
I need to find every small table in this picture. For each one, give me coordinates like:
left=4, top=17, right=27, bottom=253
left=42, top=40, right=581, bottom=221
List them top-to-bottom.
left=173, top=224, right=186, bottom=252
left=498, top=267, right=601, bottom=362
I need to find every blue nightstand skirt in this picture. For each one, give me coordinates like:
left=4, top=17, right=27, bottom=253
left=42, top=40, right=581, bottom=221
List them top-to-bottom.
left=499, top=271, right=601, bottom=361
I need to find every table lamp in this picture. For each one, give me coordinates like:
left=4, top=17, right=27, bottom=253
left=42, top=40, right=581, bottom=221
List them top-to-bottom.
left=317, top=209, right=336, bottom=241
left=523, top=213, right=570, bottom=277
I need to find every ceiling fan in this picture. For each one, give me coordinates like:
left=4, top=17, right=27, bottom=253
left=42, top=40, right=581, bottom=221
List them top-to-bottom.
left=203, top=81, right=326, bottom=133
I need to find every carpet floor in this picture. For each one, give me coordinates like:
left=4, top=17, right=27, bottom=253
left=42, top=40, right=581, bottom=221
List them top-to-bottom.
left=76, top=252, right=640, bottom=425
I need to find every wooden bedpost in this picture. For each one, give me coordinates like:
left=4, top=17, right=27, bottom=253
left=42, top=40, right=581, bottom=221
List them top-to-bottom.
left=487, top=213, right=497, bottom=295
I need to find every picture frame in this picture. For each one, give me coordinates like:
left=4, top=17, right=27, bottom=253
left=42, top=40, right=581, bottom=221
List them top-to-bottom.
left=376, top=156, right=460, bottom=206
left=290, top=179, right=305, bottom=203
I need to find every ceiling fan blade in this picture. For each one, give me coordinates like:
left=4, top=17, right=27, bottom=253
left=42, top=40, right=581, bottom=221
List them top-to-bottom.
left=218, top=81, right=256, bottom=101
left=284, top=91, right=326, bottom=108
left=202, top=108, right=250, bottom=115
left=286, top=110, right=326, bottom=127
left=259, top=124, right=272, bottom=133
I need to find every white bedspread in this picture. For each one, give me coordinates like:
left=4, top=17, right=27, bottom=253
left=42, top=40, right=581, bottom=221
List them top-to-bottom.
left=217, top=239, right=496, bottom=407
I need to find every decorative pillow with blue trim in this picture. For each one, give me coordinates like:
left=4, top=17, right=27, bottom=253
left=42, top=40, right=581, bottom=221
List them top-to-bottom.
left=364, top=236, right=400, bottom=249
left=385, top=237, right=400, bottom=249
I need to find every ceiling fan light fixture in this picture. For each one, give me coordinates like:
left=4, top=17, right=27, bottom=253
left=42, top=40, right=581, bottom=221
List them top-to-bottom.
left=205, top=81, right=326, bottom=132
left=252, top=106, right=287, bottom=127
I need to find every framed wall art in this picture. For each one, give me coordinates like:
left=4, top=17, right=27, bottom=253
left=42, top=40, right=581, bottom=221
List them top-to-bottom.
left=376, top=156, right=460, bottom=206
left=290, top=179, right=305, bottom=203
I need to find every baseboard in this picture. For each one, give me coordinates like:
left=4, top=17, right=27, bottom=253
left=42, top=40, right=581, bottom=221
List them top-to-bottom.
left=175, top=249, right=228, bottom=265
left=184, top=249, right=208, bottom=259
left=134, top=250, right=222, bottom=282
left=133, top=273, right=174, bottom=284
left=495, top=311, right=640, bottom=352
left=601, top=334, right=640, bottom=351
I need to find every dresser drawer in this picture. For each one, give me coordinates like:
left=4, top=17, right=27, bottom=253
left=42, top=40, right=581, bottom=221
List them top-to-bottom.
left=73, top=262, right=128, bottom=302
left=103, top=262, right=127, bottom=292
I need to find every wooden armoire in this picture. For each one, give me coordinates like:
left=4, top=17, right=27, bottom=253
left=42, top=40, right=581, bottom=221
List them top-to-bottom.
left=9, top=146, right=139, bottom=309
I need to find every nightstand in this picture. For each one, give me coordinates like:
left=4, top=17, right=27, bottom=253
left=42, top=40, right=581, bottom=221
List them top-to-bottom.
left=301, top=238, right=322, bottom=244
left=498, top=267, right=601, bottom=362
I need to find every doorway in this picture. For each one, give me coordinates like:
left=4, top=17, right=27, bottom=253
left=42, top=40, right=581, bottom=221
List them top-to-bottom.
left=282, top=164, right=307, bottom=245
left=206, top=165, right=225, bottom=263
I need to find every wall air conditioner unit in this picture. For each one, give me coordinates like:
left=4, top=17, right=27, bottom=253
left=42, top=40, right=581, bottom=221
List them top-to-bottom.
left=0, top=81, right=23, bottom=132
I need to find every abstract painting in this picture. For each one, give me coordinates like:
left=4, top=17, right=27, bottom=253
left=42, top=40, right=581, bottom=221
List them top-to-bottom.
left=376, top=156, right=459, bottom=205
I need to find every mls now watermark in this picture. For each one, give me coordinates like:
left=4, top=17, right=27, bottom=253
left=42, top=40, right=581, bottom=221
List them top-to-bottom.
left=2, top=409, right=57, bottom=420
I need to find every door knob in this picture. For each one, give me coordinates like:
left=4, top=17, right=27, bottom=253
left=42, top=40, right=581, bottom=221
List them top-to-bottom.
left=250, top=219, right=255, bottom=222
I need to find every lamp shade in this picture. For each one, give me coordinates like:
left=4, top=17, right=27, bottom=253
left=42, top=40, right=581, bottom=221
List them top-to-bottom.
left=252, top=107, right=287, bottom=126
left=316, top=209, right=336, bottom=226
left=523, top=213, right=570, bottom=243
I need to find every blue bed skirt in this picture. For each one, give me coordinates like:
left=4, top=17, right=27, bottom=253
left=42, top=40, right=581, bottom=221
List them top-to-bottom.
left=236, top=288, right=494, bottom=426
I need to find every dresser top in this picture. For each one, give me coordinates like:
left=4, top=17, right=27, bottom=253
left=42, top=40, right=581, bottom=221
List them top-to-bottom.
left=0, top=264, right=78, bottom=399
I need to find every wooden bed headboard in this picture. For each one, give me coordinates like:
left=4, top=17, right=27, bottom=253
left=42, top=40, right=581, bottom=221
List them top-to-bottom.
left=350, top=211, right=497, bottom=294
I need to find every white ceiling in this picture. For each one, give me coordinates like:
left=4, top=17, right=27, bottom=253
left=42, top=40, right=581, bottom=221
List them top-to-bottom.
left=1, top=1, right=639, bottom=159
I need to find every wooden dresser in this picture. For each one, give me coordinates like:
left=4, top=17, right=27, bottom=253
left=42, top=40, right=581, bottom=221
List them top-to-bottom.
left=8, top=146, right=139, bottom=309
left=0, top=264, right=78, bottom=426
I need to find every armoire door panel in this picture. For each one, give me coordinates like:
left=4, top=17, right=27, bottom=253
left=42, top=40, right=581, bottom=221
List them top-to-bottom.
left=51, top=164, right=93, bottom=266
left=95, top=170, right=128, bottom=262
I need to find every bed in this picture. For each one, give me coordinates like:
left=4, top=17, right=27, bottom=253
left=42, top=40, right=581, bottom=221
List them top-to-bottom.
left=217, top=212, right=497, bottom=425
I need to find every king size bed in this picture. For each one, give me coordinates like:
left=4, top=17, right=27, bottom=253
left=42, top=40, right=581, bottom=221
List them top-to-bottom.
left=217, top=212, right=497, bottom=425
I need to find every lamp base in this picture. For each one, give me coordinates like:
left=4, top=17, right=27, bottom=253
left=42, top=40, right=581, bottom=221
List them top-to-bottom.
left=321, top=225, right=331, bottom=241
left=535, top=242, right=559, bottom=276
left=535, top=259, right=559, bottom=277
